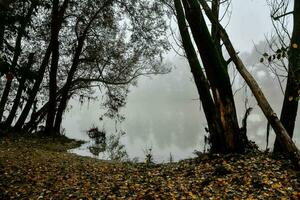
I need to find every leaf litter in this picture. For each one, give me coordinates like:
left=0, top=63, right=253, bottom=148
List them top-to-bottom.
left=0, top=137, right=299, bottom=199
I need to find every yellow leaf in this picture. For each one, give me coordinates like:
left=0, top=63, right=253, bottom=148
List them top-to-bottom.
left=292, top=43, right=298, bottom=49
left=288, top=96, right=293, bottom=101
left=272, top=182, right=282, bottom=189
left=292, top=191, right=300, bottom=197
left=189, top=192, right=197, bottom=199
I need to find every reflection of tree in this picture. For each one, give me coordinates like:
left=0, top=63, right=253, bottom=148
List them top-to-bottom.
left=87, top=127, right=128, bottom=161
left=87, top=127, right=106, bottom=157
left=87, top=127, right=106, bottom=145
left=106, top=133, right=128, bottom=161
left=88, top=145, right=106, bottom=157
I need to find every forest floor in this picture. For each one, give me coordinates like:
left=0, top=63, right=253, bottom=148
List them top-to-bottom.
left=0, top=136, right=300, bottom=199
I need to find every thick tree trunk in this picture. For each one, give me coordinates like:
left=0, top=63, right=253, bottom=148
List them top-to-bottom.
left=45, top=0, right=69, bottom=136
left=45, top=0, right=59, bottom=136
left=174, top=0, right=225, bottom=152
left=183, top=0, right=242, bottom=153
left=199, top=0, right=300, bottom=167
left=274, top=0, right=300, bottom=153
left=45, top=38, right=59, bottom=136
left=5, top=53, right=34, bottom=127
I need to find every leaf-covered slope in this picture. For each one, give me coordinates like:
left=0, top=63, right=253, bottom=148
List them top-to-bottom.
left=0, top=137, right=299, bottom=199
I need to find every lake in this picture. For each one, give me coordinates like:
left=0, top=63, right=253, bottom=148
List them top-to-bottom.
left=62, top=56, right=300, bottom=163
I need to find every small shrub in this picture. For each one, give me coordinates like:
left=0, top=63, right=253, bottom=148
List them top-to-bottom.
left=144, top=147, right=154, bottom=165
left=169, top=153, right=173, bottom=163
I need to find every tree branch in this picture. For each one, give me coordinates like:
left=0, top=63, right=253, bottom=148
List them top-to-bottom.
left=272, top=10, right=293, bottom=21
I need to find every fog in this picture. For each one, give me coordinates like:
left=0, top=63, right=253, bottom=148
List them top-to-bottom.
left=62, top=0, right=299, bottom=162
left=63, top=47, right=300, bottom=162
left=63, top=57, right=205, bottom=162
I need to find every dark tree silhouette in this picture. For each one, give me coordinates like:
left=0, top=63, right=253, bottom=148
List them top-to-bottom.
left=0, top=0, right=170, bottom=136
left=174, top=0, right=246, bottom=153
left=199, top=0, right=300, bottom=167
left=273, top=0, right=300, bottom=154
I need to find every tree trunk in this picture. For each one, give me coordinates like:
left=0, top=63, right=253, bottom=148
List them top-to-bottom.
left=15, top=0, right=68, bottom=131
left=44, top=0, right=69, bottom=136
left=45, top=0, right=59, bottom=136
left=174, top=0, right=225, bottom=152
left=183, top=0, right=242, bottom=153
left=198, top=0, right=300, bottom=167
left=211, top=0, right=222, bottom=53
left=274, top=0, right=300, bottom=153
left=54, top=3, right=107, bottom=133
left=0, top=4, right=33, bottom=122
left=45, top=37, right=59, bottom=136
left=54, top=38, right=84, bottom=133
left=14, top=44, right=52, bottom=130
left=5, top=53, right=34, bottom=127
left=0, top=79, right=12, bottom=120
left=24, top=87, right=64, bottom=133
left=25, top=102, right=48, bottom=133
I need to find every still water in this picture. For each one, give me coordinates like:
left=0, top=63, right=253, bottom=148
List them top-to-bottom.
left=62, top=56, right=300, bottom=163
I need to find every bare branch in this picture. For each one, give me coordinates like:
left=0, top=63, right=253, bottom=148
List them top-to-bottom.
left=272, top=10, right=293, bottom=21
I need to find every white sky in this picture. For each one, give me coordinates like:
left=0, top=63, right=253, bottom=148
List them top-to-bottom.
left=226, top=0, right=274, bottom=52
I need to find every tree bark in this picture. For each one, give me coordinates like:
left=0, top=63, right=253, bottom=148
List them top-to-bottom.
left=45, top=0, right=69, bottom=136
left=174, top=0, right=225, bottom=152
left=183, top=0, right=242, bottom=153
left=199, top=0, right=300, bottom=167
left=211, top=0, right=221, bottom=53
left=274, top=0, right=300, bottom=153
left=54, top=2, right=110, bottom=133
left=0, top=4, right=34, bottom=122
left=45, top=35, right=59, bottom=136
left=54, top=38, right=84, bottom=133
left=14, top=43, right=52, bottom=130
left=4, top=53, right=34, bottom=127
left=0, top=79, right=12, bottom=120
left=24, top=86, right=66, bottom=133
left=24, top=102, right=48, bottom=133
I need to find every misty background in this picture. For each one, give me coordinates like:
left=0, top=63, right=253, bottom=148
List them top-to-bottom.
left=62, top=0, right=300, bottom=162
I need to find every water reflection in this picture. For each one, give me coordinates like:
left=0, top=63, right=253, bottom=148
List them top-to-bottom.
left=64, top=50, right=300, bottom=162
left=65, top=57, right=204, bottom=162
left=87, top=127, right=106, bottom=157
